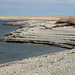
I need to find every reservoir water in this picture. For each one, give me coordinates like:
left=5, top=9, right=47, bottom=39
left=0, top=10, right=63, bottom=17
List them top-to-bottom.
left=0, top=21, right=68, bottom=64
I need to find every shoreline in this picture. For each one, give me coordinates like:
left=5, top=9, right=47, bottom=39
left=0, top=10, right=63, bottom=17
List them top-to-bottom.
left=0, top=16, right=75, bottom=74
left=0, top=49, right=75, bottom=75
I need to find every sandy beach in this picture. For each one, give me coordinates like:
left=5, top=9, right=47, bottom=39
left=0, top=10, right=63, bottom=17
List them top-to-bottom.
left=0, top=49, right=75, bottom=75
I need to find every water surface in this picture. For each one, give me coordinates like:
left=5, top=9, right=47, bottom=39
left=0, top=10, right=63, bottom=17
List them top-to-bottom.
left=0, top=21, right=68, bottom=64
left=0, top=21, right=19, bottom=39
left=0, top=42, right=67, bottom=64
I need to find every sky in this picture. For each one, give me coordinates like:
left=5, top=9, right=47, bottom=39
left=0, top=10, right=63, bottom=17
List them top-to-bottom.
left=0, top=0, right=75, bottom=16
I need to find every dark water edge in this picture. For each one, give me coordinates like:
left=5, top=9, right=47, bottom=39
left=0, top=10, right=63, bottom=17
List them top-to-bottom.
left=0, top=20, right=68, bottom=64
left=0, top=21, right=19, bottom=39
left=0, top=42, right=68, bottom=64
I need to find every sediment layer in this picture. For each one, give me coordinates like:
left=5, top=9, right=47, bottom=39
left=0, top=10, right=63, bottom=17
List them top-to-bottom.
left=3, top=16, right=75, bottom=49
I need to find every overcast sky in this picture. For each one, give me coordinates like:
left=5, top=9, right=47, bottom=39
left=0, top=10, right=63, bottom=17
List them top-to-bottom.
left=0, top=0, right=75, bottom=16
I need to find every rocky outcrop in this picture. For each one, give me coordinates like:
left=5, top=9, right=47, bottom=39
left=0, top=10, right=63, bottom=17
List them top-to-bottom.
left=4, top=16, right=75, bottom=49
left=56, top=16, right=75, bottom=24
left=3, top=19, right=58, bottom=28
left=0, top=39, right=5, bottom=42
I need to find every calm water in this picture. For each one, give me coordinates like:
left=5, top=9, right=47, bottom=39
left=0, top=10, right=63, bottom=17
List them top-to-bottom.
left=0, top=21, right=68, bottom=64
left=0, top=21, right=19, bottom=39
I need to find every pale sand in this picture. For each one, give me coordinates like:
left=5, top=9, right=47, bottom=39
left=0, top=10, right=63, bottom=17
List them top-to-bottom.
left=0, top=49, right=75, bottom=75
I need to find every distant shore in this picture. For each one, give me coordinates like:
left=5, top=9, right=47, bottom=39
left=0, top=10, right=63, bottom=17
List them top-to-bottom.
left=0, top=16, right=65, bottom=20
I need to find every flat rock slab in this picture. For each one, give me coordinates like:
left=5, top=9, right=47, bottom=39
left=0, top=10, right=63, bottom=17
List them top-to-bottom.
left=4, top=17, right=75, bottom=49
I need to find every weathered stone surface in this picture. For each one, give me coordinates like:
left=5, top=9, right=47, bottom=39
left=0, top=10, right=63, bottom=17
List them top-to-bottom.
left=4, top=16, right=75, bottom=49
left=56, top=16, right=75, bottom=24
left=3, top=19, right=57, bottom=28
left=0, top=39, right=5, bottom=42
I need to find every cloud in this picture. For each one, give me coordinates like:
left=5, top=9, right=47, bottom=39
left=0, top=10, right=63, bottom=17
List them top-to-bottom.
left=0, top=0, right=75, bottom=4
left=0, top=0, right=75, bottom=16
left=0, top=0, right=75, bottom=9
left=0, top=0, right=75, bottom=8
left=66, top=0, right=75, bottom=3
